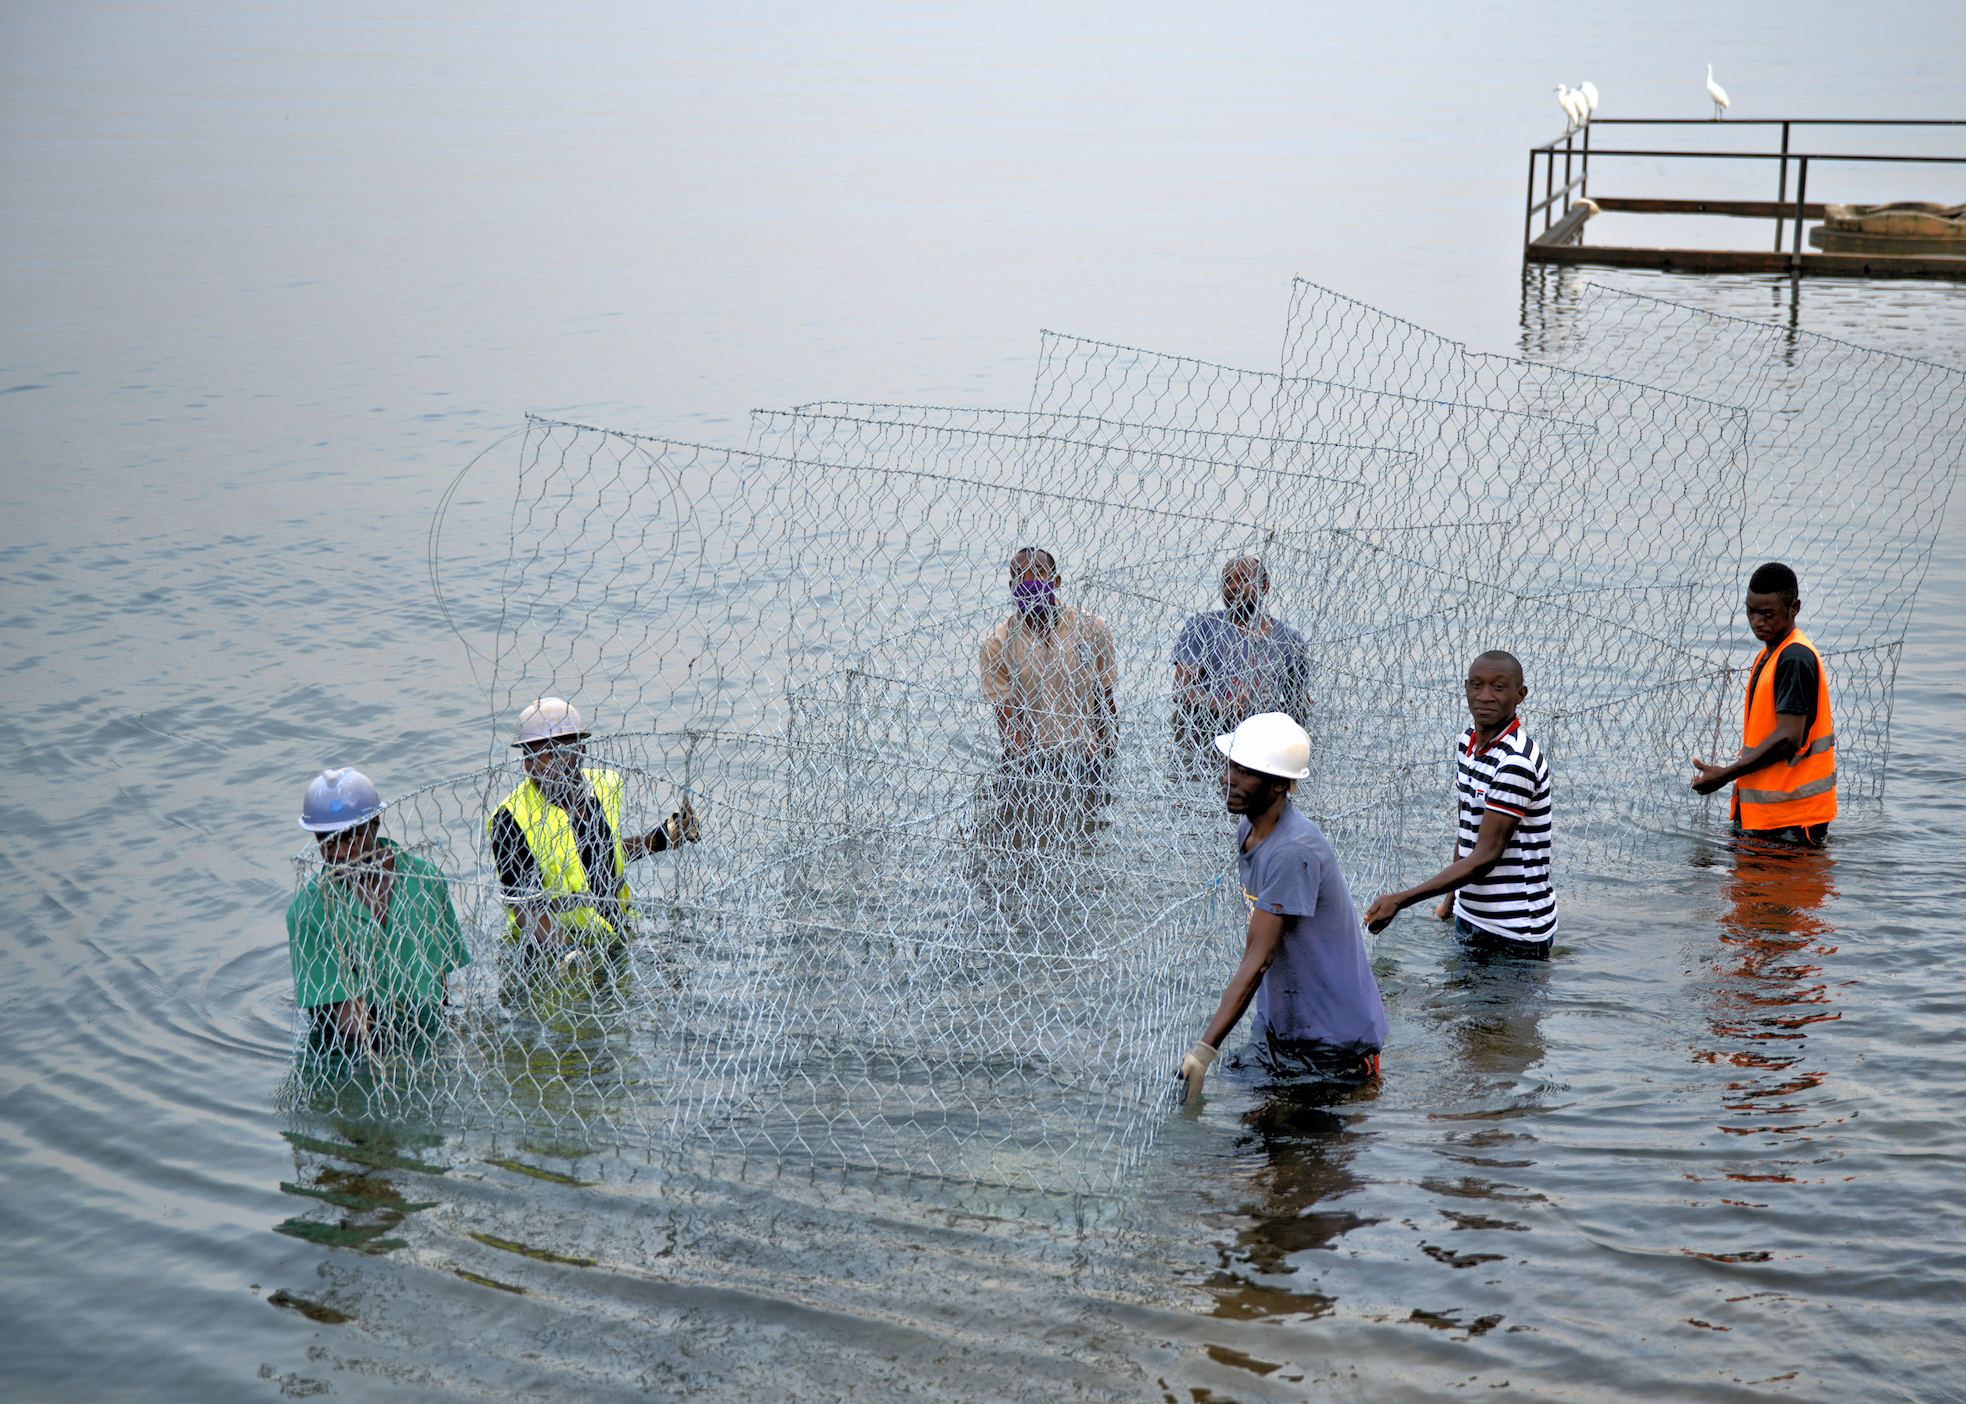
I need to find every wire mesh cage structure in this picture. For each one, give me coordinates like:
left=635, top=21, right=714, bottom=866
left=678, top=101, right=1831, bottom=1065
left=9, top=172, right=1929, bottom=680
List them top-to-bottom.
left=287, top=280, right=1961, bottom=1202
left=1521, top=283, right=1966, bottom=805
left=282, top=734, right=790, bottom=1148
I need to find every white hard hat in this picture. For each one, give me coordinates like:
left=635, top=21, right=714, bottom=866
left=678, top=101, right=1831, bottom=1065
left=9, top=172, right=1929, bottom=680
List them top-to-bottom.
left=512, top=697, right=588, bottom=747
left=1214, top=712, right=1311, bottom=781
left=299, top=767, right=385, bottom=832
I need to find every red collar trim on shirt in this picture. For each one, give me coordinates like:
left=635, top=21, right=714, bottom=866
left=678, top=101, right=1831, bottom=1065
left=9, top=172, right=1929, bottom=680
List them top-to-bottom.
left=1463, top=717, right=1521, bottom=758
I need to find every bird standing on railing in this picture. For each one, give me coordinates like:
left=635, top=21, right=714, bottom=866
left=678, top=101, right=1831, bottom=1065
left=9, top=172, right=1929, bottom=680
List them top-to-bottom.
left=1706, top=65, right=1730, bottom=120
left=1578, top=81, right=1599, bottom=121
left=1554, top=85, right=1586, bottom=132
left=1570, top=85, right=1591, bottom=129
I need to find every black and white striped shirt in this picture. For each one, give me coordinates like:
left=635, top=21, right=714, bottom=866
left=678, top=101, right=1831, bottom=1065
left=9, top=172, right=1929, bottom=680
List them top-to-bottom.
left=1452, top=720, right=1557, bottom=941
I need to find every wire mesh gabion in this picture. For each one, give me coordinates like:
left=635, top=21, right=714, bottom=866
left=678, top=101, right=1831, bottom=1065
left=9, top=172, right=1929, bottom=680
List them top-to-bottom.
left=286, top=280, right=1961, bottom=1200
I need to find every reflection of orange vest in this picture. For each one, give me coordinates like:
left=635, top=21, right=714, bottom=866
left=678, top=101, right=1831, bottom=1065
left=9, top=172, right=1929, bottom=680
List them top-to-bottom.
left=1735, top=627, right=1837, bottom=830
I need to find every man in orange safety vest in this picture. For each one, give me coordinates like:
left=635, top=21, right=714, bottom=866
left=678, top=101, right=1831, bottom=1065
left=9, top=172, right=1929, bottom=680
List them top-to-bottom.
left=1691, top=562, right=1836, bottom=846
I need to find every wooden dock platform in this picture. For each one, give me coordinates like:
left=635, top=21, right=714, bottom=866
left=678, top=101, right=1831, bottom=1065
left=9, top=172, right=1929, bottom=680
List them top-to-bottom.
left=1523, top=119, right=1966, bottom=279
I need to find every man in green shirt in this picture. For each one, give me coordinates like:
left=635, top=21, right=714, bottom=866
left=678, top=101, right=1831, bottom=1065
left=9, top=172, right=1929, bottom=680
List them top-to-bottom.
left=287, top=767, right=472, bottom=1062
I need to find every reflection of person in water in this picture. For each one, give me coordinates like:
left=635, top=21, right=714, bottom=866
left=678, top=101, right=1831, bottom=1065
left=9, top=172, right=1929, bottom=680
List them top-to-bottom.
left=1696, top=838, right=1840, bottom=1133
left=1433, top=940, right=1552, bottom=1100
left=1206, top=1090, right=1375, bottom=1320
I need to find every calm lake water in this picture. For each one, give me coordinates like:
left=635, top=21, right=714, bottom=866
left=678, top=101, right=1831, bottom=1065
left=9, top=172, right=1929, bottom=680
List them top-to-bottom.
left=4, top=4, right=1964, bottom=1400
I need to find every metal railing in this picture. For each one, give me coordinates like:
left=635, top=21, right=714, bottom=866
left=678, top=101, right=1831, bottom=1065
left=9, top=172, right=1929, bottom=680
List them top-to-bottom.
left=1525, top=118, right=1966, bottom=268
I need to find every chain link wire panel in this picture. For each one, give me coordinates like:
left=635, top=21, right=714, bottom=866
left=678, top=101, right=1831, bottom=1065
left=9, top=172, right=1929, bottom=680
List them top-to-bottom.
left=289, top=280, right=1957, bottom=1203
left=1514, top=281, right=1965, bottom=804
left=1028, top=304, right=1755, bottom=870
left=746, top=402, right=1444, bottom=902
left=297, top=417, right=1318, bottom=1197
left=278, top=728, right=1237, bottom=1206
left=279, top=732, right=791, bottom=1149
left=277, top=756, right=1245, bottom=1202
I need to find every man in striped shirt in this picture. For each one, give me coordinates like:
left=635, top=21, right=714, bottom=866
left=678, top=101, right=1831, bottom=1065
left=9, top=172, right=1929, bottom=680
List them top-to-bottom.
left=1363, top=651, right=1558, bottom=958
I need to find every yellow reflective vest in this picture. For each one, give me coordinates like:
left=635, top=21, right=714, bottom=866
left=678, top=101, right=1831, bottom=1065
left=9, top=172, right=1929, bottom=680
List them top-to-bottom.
left=1734, top=627, right=1837, bottom=831
left=489, top=768, right=632, bottom=945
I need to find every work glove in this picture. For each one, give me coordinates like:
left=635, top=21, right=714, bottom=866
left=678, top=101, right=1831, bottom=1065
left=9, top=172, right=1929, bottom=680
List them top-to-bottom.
left=661, top=800, right=702, bottom=848
left=1176, top=1041, right=1217, bottom=1105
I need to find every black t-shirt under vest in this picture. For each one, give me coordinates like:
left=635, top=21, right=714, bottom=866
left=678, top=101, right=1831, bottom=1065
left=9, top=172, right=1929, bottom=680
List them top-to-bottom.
left=490, top=782, right=623, bottom=899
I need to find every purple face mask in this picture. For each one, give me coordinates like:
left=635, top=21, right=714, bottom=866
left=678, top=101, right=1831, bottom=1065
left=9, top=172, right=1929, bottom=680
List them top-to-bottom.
left=1012, top=578, right=1056, bottom=614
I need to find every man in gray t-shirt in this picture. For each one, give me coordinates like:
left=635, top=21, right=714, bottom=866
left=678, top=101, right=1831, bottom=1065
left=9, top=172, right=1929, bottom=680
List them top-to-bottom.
left=1172, top=557, right=1311, bottom=757
left=1178, top=714, right=1387, bottom=1103
left=1237, top=803, right=1387, bottom=1058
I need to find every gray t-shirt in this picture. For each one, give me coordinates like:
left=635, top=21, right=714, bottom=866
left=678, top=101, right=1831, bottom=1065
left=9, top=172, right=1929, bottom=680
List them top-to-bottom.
left=1173, top=611, right=1310, bottom=723
left=1237, top=804, right=1388, bottom=1052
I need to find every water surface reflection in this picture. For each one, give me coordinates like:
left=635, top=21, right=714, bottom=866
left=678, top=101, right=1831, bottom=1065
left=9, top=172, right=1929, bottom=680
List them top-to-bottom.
left=1693, top=834, right=1844, bottom=1160
left=1205, top=1080, right=1379, bottom=1324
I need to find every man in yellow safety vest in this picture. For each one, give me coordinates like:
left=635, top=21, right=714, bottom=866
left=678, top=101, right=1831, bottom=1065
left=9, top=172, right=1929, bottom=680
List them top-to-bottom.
left=1691, top=562, right=1837, bottom=846
left=488, top=698, right=699, bottom=967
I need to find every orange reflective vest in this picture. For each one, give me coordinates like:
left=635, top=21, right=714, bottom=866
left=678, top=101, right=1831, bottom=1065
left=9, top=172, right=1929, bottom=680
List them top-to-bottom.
left=1734, top=627, right=1837, bottom=830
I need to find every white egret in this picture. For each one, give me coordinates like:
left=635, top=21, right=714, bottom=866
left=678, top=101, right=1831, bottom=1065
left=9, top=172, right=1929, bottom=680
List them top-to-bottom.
left=1706, top=65, right=1730, bottom=120
left=1579, top=81, right=1600, bottom=118
left=1554, top=84, right=1584, bottom=131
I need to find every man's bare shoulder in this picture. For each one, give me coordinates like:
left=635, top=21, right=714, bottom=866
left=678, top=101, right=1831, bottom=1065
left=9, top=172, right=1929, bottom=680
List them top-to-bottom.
left=1062, top=605, right=1112, bottom=636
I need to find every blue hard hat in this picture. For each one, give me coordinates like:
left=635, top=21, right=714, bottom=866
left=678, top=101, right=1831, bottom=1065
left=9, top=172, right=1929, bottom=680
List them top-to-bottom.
left=299, top=767, right=385, bottom=833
